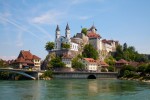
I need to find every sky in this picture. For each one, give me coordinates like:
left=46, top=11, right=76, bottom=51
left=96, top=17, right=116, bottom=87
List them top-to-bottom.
left=0, top=0, right=150, bottom=60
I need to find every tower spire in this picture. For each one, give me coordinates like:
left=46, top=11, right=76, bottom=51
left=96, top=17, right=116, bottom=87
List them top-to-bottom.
left=66, top=23, right=70, bottom=30
left=56, top=25, right=60, bottom=31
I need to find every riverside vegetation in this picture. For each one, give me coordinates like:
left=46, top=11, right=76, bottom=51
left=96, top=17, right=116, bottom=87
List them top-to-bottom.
left=119, top=64, right=150, bottom=82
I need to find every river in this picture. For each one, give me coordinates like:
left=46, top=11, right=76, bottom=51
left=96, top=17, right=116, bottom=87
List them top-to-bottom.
left=0, top=79, right=150, bottom=100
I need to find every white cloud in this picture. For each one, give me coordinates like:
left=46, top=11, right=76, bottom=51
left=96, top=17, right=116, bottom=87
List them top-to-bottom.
left=31, top=10, right=66, bottom=25
left=0, top=12, right=11, bottom=25
left=78, top=16, right=92, bottom=20
left=0, top=17, right=45, bottom=42
left=32, top=24, right=51, bottom=38
left=16, top=31, right=23, bottom=47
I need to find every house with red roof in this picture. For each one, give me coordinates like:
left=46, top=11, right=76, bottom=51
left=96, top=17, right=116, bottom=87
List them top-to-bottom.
left=14, top=50, right=41, bottom=70
left=62, top=53, right=73, bottom=68
left=81, top=58, right=98, bottom=72
left=115, top=59, right=129, bottom=72
left=97, top=60, right=109, bottom=72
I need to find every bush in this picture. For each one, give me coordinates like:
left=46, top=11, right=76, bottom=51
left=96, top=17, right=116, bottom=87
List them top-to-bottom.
left=145, top=64, right=150, bottom=73
left=108, top=66, right=115, bottom=72
left=101, top=68, right=107, bottom=72
left=40, top=70, right=53, bottom=78
left=123, top=70, right=136, bottom=78
left=133, top=74, right=140, bottom=79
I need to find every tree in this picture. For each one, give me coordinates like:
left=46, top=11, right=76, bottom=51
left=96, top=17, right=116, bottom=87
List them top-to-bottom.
left=81, top=28, right=87, bottom=35
left=45, top=42, right=54, bottom=51
left=61, top=43, right=70, bottom=49
left=123, top=43, right=127, bottom=51
left=82, top=44, right=98, bottom=60
left=114, top=45, right=123, bottom=60
left=104, top=56, right=116, bottom=66
left=49, top=57, right=65, bottom=68
left=72, top=57, right=85, bottom=71
left=0, top=59, right=8, bottom=68
left=145, top=64, right=150, bottom=73
left=119, top=65, right=136, bottom=77
left=137, top=65, right=147, bottom=73
left=108, top=66, right=115, bottom=72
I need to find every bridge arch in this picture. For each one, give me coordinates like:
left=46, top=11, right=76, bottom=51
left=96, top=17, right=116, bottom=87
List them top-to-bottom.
left=0, top=70, right=36, bottom=80
left=87, top=75, right=96, bottom=79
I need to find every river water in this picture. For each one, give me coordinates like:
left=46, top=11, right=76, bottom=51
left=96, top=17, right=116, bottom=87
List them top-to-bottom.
left=0, top=79, right=150, bottom=100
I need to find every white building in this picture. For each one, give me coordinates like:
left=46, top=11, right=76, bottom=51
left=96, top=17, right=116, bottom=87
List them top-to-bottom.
left=54, top=24, right=79, bottom=51
left=62, top=54, right=72, bottom=68
left=81, top=58, right=98, bottom=72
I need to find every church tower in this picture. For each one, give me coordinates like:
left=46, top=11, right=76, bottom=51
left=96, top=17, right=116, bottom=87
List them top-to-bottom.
left=65, top=23, right=70, bottom=39
left=55, top=25, right=60, bottom=50
left=56, top=25, right=60, bottom=39
left=91, top=25, right=97, bottom=33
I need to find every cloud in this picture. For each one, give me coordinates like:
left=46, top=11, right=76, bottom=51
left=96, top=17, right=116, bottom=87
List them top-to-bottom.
left=31, top=10, right=66, bottom=25
left=0, top=12, right=11, bottom=25
left=78, top=16, right=92, bottom=20
left=0, top=17, right=46, bottom=42
left=31, top=24, right=51, bottom=38
left=16, top=31, right=23, bottom=47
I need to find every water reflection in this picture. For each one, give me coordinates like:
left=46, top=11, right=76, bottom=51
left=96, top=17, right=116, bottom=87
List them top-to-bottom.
left=0, top=79, right=150, bottom=100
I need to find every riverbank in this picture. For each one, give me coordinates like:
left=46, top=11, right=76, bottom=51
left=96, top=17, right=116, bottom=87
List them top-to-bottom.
left=119, top=77, right=150, bottom=83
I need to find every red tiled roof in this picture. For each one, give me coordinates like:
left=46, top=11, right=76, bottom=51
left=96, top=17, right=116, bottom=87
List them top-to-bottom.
left=87, top=32, right=101, bottom=39
left=102, top=39, right=111, bottom=45
left=15, top=50, right=40, bottom=65
left=21, top=51, right=33, bottom=60
left=62, top=53, right=73, bottom=59
left=33, top=55, right=41, bottom=59
left=16, top=57, right=25, bottom=63
left=83, top=58, right=97, bottom=63
left=116, top=59, right=128, bottom=64
left=25, top=60, right=34, bottom=64
left=97, top=60, right=109, bottom=67
left=129, top=61, right=139, bottom=67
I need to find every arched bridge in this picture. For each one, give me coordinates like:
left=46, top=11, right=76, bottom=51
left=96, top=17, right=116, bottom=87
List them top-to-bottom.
left=0, top=68, right=40, bottom=80
left=53, top=72, right=118, bottom=79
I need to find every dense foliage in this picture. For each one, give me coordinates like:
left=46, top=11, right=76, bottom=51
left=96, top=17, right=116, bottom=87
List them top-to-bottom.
left=81, top=28, right=87, bottom=35
left=45, top=41, right=54, bottom=50
left=61, top=43, right=70, bottom=49
left=113, top=43, right=149, bottom=62
left=82, top=44, right=98, bottom=60
left=72, top=56, right=85, bottom=71
left=104, top=56, right=116, bottom=66
left=49, top=57, right=65, bottom=68
left=0, top=59, right=8, bottom=68
left=119, top=64, right=150, bottom=79
left=108, top=66, right=115, bottom=72
left=41, top=70, right=53, bottom=78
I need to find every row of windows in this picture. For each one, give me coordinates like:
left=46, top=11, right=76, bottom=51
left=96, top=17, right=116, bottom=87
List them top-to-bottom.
left=71, top=44, right=78, bottom=49
left=63, top=59, right=71, bottom=61
left=34, top=60, right=40, bottom=62
left=63, top=61, right=71, bottom=64
left=34, top=63, right=40, bottom=65
left=89, top=67, right=96, bottom=70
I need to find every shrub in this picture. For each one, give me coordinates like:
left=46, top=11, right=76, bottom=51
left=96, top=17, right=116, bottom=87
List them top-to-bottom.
left=108, top=66, right=115, bottom=72
left=101, top=68, right=107, bottom=72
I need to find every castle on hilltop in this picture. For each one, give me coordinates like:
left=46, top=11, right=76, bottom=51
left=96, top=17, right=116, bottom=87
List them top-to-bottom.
left=49, top=23, right=119, bottom=60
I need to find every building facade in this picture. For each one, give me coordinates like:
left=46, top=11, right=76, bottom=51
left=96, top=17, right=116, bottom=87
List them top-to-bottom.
left=54, top=24, right=79, bottom=52
left=14, top=50, right=41, bottom=70
left=82, top=58, right=98, bottom=72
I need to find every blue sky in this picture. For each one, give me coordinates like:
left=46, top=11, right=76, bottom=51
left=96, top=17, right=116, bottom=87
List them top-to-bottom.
left=0, top=0, right=150, bottom=60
